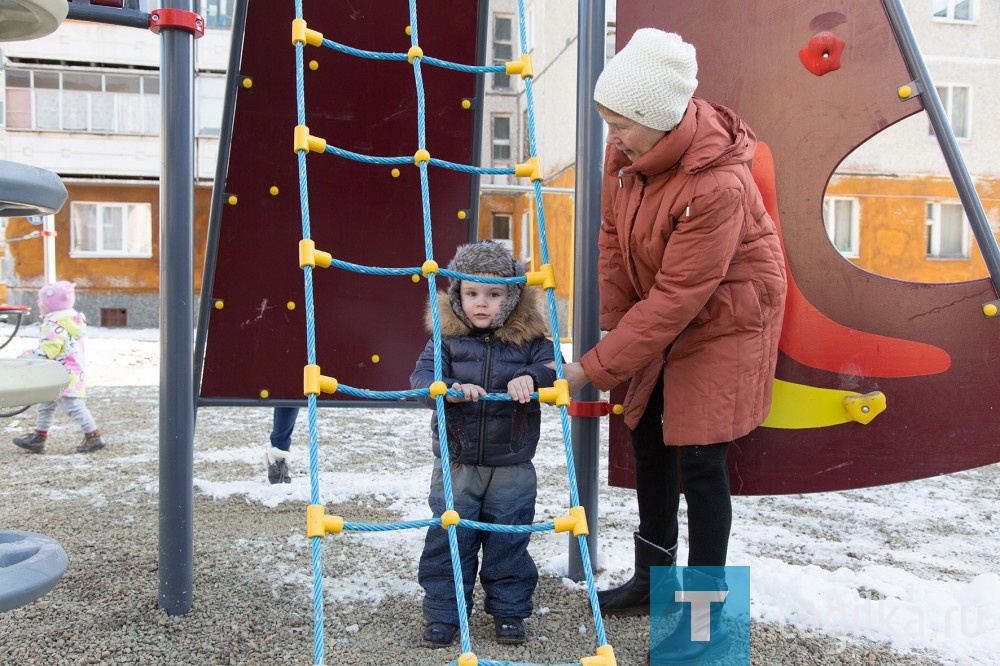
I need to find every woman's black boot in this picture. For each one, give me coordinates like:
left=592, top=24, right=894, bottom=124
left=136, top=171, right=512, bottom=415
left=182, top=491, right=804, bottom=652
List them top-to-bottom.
left=597, top=533, right=677, bottom=616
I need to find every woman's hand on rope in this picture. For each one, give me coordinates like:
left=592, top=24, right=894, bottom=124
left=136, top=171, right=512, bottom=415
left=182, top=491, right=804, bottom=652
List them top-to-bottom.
left=552, top=361, right=591, bottom=396
left=447, top=382, right=486, bottom=403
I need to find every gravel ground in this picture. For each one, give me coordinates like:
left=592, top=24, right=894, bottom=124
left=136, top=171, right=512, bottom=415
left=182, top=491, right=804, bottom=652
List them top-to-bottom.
left=0, top=333, right=943, bottom=666
left=0, top=379, right=952, bottom=666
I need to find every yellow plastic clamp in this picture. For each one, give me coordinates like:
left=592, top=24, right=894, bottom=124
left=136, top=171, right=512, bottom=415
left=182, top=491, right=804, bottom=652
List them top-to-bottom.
left=291, top=18, right=323, bottom=46
left=407, top=45, right=424, bottom=64
left=505, top=54, right=534, bottom=79
left=294, top=125, right=327, bottom=154
left=414, top=149, right=431, bottom=165
left=514, top=156, right=543, bottom=181
left=299, top=239, right=333, bottom=269
left=421, top=260, right=439, bottom=276
left=525, top=264, right=556, bottom=290
left=303, top=365, right=339, bottom=396
left=536, top=379, right=570, bottom=407
left=429, top=381, right=448, bottom=397
left=306, top=505, right=344, bottom=538
left=553, top=505, right=589, bottom=537
left=440, top=509, right=460, bottom=529
left=580, top=644, right=617, bottom=666
left=457, top=653, right=478, bottom=666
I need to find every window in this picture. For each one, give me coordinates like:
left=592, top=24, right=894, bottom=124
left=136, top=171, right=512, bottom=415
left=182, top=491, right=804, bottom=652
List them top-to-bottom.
left=201, top=0, right=234, bottom=29
left=932, top=0, right=974, bottom=21
left=492, top=15, right=513, bottom=90
left=606, top=26, right=617, bottom=63
left=5, top=67, right=161, bottom=134
left=197, top=75, right=225, bottom=136
left=930, top=85, right=971, bottom=139
left=492, top=115, right=512, bottom=165
left=823, top=197, right=859, bottom=257
left=70, top=202, right=153, bottom=257
left=926, top=202, right=969, bottom=259
left=491, top=214, right=514, bottom=252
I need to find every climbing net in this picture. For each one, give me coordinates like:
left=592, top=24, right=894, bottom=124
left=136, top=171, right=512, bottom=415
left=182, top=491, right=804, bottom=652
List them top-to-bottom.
left=291, top=1, right=613, bottom=664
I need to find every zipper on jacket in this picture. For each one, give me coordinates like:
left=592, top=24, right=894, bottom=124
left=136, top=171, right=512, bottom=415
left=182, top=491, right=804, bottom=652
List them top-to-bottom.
left=477, top=335, right=493, bottom=465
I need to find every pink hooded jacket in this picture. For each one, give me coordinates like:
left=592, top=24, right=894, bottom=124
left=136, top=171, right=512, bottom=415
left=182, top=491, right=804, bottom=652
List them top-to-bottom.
left=580, top=97, right=787, bottom=445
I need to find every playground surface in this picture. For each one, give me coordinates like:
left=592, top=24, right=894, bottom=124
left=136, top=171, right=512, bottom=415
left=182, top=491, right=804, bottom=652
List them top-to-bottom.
left=0, top=327, right=993, bottom=664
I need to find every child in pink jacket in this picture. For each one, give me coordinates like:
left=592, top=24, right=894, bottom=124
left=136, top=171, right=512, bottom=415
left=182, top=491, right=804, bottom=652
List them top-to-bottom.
left=12, top=281, right=106, bottom=454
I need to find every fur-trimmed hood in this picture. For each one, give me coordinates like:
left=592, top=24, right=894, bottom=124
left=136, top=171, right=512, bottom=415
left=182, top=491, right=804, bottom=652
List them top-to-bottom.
left=425, top=282, right=550, bottom=345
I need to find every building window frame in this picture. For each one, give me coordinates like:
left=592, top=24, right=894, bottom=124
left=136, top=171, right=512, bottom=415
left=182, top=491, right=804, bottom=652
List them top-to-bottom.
left=932, top=0, right=976, bottom=23
left=492, top=14, right=514, bottom=90
left=5, top=66, right=161, bottom=135
left=929, top=85, right=972, bottom=140
left=491, top=114, right=512, bottom=166
left=822, top=196, right=860, bottom=258
left=70, top=201, right=154, bottom=258
left=926, top=201, right=970, bottom=259
left=491, top=213, right=514, bottom=253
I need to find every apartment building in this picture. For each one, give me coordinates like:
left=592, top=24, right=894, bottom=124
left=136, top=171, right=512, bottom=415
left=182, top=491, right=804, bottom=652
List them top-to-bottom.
left=0, top=0, right=234, bottom=326
left=830, top=0, right=1000, bottom=283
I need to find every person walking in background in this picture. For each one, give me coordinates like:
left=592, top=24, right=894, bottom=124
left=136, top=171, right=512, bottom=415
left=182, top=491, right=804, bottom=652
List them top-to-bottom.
left=559, top=28, right=787, bottom=664
left=410, top=240, right=557, bottom=648
left=12, top=281, right=106, bottom=454
left=266, top=406, right=298, bottom=484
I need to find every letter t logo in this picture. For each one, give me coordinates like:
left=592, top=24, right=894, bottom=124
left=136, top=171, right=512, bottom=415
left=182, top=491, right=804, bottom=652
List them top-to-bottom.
left=675, top=590, right=728, bottom=641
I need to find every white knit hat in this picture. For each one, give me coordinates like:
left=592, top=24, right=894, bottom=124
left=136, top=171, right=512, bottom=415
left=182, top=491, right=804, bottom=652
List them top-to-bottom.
left=594, top=29, right=698, bottom=131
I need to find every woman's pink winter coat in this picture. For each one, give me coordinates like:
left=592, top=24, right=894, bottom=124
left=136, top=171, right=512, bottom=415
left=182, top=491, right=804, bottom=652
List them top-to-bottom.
left=580, top=97, right=787, bottom=446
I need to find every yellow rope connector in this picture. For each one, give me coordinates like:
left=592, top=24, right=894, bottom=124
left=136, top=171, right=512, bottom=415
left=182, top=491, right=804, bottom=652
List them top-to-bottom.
left=291, top=18, right=323, bottom=47
left=407, top=45, right=424, bottom=64
left=505, top=54, right=534, bottom=79
left=294, top=125, right=327, bottom=154
left=414, top=149, right=431, bottom=165
left=514, top=156, right=543, bottom=181
left=299, top=239, right=333, bottom=269
left=421, top=260, right=438, bottom=276
left=525, top=264, right=556, bottom=290
left=303, top=364, right=338, bottom=396
left=537, top=379, right=570, bottom=407
left=429, top=381, right=448, bottom=397
left=306, top=504, right=344, bottom=538
left=553, top=505, right=589, bottom=537
left=440, top=509, right=460, bottom=529
left=580, top=644, right=617, bottom=666
left=457, top=653, right=478, bottom=666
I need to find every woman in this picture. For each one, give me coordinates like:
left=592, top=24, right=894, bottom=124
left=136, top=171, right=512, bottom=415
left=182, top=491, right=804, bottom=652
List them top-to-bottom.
left=561, top=28, right=786, bottom=663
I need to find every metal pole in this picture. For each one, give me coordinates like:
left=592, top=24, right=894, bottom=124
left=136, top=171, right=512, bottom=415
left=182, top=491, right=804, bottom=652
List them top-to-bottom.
left=158, top=0, right=195, bottom=615
left=568, top=0, right=606, bottom=581
left=882, top=0, right=1000, bottom=298
left=42, top=216, right=56, bottom=284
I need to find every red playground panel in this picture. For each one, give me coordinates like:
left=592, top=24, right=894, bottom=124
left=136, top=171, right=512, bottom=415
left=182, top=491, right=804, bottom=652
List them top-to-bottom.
left=609, top=0, right=1000, bottom=494
left=200, top=2, right=483, bottom=404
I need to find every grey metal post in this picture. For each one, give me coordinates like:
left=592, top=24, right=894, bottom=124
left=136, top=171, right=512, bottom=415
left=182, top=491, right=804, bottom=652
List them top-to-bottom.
left=158, top=0, right=196, bottom=615
left=568, top=0, right=606, bottom=581
left=883, top=0, right=1000, bottom=298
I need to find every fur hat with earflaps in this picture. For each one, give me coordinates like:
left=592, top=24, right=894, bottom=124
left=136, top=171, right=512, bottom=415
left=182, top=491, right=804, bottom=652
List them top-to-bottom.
left=594, top=28, right=698, bottom=132
left=447, top=240, right=525, bottom=329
